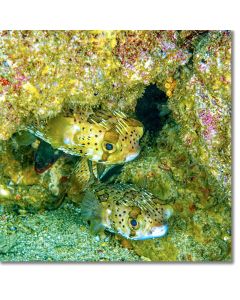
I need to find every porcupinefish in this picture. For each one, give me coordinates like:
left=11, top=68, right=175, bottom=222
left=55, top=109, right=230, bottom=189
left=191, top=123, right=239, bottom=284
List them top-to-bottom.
left=29, top=110, right=144, bottom=165
left=80, top=183, right=173, bottom=240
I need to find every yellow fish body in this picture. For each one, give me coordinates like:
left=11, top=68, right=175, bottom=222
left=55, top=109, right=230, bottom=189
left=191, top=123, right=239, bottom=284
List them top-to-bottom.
left=30, top=110, right=144, bottom=165
left=80, top=183, right=173, bottom=240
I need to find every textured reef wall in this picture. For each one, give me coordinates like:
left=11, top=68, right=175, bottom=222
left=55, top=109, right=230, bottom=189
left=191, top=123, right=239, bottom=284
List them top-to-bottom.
left=0, top=30, right=231, bottom=261
left=0, top=31, right=190, bottom=139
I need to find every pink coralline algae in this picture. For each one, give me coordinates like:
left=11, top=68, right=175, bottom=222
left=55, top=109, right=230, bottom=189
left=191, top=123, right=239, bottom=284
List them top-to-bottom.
left=13, top=71, right=28, bottom=90
left=199, top=109, right=218, bottom=141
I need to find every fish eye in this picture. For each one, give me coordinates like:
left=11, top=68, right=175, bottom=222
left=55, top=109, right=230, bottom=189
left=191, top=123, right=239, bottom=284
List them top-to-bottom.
left=102, top=141, right=116, bottom=153
left=105, top=143, right=113, bottom=150
left=129, top=218, right=140, bottom=230
left=130, top=219, right=138, bottom=227
left=130, top=219, right=139, bottom=229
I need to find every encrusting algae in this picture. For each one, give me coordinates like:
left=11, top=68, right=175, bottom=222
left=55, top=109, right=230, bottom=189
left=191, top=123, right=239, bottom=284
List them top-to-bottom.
left=0, top=30, right=231, bottom=262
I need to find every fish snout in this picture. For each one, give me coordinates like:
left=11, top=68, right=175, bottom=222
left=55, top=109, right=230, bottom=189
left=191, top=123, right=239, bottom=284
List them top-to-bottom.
left=125, top=149, right=140, bottom=163
left=149, top=224, right=168, bottom=238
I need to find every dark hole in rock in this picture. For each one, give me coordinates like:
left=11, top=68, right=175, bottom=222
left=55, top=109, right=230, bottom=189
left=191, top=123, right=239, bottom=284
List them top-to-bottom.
left=135, top=84, right=171, bottom=135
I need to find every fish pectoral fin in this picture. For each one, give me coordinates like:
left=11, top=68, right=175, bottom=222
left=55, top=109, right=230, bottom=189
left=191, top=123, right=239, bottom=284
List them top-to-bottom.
left=88, top=160, right=99, bottom=184
left=96, top=163, right=113, bottom=180
left=97, top=163, right=124, bottom=182
left=80, top=190, right=102, bottom=220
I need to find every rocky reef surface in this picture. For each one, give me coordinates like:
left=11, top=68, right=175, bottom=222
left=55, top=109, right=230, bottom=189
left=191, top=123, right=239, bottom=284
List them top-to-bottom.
left=0, top=30, right=231, bottom=262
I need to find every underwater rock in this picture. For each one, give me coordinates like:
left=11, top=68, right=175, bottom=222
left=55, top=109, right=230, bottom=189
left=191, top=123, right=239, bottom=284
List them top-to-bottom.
left=0, top=30, right=190, bottom=140
left=166, top=31, right=231, bottom=194
left=0, top=139, right=70, bottom=211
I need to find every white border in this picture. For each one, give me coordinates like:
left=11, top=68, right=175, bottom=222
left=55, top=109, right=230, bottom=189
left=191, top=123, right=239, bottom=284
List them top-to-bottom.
left=0, top=1, right=239, bottom=300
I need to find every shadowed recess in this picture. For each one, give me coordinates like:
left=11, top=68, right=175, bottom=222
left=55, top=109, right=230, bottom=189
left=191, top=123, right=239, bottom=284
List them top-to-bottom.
left=135, top=84, right=171, bottom=134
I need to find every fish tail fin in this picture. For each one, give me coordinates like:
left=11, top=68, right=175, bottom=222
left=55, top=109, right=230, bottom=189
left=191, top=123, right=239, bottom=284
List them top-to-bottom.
left=80, top=190, right=104, bottom=234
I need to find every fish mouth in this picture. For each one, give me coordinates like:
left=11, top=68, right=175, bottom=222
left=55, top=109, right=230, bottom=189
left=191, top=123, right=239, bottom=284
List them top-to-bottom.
left=125, top=151, right=140, bottom=163
left=129, top=224, right=169, bottom=241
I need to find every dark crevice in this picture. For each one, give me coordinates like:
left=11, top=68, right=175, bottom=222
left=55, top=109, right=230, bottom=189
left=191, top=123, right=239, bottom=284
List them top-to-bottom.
left=135, top=84, right=171, bottom=136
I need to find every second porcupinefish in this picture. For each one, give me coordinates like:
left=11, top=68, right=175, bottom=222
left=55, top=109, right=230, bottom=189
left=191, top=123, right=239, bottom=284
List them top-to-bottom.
left=28, top=110, right=144, bottom=165
left=80, top=183, right=173, bottom=240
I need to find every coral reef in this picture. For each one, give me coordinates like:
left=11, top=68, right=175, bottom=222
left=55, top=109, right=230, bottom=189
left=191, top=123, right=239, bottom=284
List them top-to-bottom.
left=0, top=30, right=231, bottom=262
left=0, top=30, right=190, bottom=140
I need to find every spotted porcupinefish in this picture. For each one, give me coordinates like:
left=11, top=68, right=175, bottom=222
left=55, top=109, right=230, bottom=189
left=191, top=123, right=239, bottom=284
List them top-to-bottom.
left=29, top=110, right=144, bottom=165
left=80, top=183, right=173, bottom=240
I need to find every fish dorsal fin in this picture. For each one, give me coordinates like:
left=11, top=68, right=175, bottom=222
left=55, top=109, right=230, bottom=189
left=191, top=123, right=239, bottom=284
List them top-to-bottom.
left=87, top=110, right=112, bottom=129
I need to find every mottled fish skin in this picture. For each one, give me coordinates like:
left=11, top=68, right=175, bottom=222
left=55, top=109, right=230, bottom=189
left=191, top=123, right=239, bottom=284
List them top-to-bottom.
left=29, top=110, right=144, bottom=165
left=80, top=183, right=173, bottom=240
